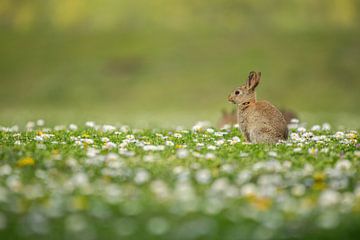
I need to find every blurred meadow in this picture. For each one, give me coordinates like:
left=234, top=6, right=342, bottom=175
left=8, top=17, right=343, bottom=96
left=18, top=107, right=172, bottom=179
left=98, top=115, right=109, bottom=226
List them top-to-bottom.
left=0, top=0, right=360, bottom=128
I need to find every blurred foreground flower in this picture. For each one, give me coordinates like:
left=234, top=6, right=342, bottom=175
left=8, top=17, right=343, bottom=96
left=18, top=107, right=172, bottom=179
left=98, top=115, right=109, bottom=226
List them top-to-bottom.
left=17, top=157, right=35, bottom=167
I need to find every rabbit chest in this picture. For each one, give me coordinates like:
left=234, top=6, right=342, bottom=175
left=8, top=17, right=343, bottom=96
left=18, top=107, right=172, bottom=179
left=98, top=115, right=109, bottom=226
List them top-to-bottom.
left=237, top=108, right=251, bottom=141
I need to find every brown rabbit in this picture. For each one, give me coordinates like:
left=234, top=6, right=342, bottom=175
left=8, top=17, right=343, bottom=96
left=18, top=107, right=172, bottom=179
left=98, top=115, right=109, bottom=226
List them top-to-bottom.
left=228, top=71, right=288, bottom=143
left=218, top=108, right=298, bottom=128
left=218, top=109, right=237, bottom=128
left=280, top=109, right=298, bottom=124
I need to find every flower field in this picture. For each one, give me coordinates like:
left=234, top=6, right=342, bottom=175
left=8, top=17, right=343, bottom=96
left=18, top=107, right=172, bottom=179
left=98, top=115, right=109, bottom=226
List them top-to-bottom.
left=0, top=120, right=359, bottom=240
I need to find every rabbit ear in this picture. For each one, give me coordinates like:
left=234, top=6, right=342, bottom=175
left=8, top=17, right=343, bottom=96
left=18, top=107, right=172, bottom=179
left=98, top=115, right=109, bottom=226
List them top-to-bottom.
left=246, top=71, right=261, bottom=91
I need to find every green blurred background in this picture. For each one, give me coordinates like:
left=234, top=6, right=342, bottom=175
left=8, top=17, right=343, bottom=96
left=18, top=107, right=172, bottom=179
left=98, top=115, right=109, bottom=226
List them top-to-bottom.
left=0, top=0, right=359, bottom=127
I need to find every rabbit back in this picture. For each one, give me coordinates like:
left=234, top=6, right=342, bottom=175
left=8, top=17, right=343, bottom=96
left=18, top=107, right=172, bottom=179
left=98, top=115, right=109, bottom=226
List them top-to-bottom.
left=242, top=101, right=288, bottom=143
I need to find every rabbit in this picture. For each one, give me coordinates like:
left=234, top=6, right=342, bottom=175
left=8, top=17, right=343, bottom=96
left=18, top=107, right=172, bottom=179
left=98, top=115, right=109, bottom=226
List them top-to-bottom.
left=227, top=71, right=288, bottom=143
left=218, top=108, right=298, bottom=129
left=218, top=108, right=237, bottom=128
left=279, top=109, right=298, bottom=124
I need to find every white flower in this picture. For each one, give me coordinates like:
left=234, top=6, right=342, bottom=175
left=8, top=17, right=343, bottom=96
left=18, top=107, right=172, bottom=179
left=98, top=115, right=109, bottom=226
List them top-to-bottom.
left=291, top=118, right=299, bottom=124
left=36, top=119, right=45, bottom=126
left=26, top=121, right=35, bottom=130
left=85, top=121, right=96, bottom=128
left=192, top=121, right=211, bottom=132
left=322, top=123, right=331, bottom=131
left=69, top=124, right=78, bottom=131
left=220, top=124, right=231, bottom=130
left=54, top=125, right=66, bottom=131
left=102, top=125, right=116, bottom=132
left=311, top=125, right=321, bottom=131
left=297, top=127, right=306, bottom=133
left=206, top=128, right=214, bottom=134
left=334, top=131, right=344, bottom=139
left=214, top=132, right=226, bottom=137
left=303, top=132, right=314, bottom=139
left=174, top=133, right=182, bottom=138
left=290, top=133, right=300, bottom=141
left=126, top=134, right=135, bottom=140
left=34, top=136, right=43, bottom=142
left=230, top=136, right=241, bottom=145
left=101, top=137, right=110, bottom=142
left=82, top=138, right=94, bottom=144
left=215, top=139, right=225, bottom=146
left=14, top=140, right=21, bottom=145
left=103, top=141, right=117, bottom=150
left=165, top=141, right=174, bottom=146
left=196, top=143, right=204, bottom=149
left=143, top=145, right=165, bottom=151
left=207, top=145, right=216, bottom=150
left=293, top=147, right=302, bottom=153
left=308, top=147, right=318, bottom=155
left=86, top=148, right=99, bottom=157
left=321, top=148, right=329, bottom=153
left=119, top=149, right=135, bottom=157
left=176, top=149, right=189, bottom=159
left=268, top=151, right=277, bottom=158
left=192, top=152, right=203, bottom=158
left=239, top=152, right=249, bottom=158
left=106, top=153, right=119, bottom=161
left=205, top=153, right=216, bottom=160
left=143, top=155, right=155, bottom=162
left=66, top=158, right=78, bottom=168
left=335, top=160, right=351, bottom=171
left=283, top=161, right=292, bottom=169
left=303, top=163, right=314, bottom=175
left=220, top=164, right=234, bottom=173
left=0, top=165, right=12, bottom=176
left=173, top=166, right=184, bottom=175
left=134, top=169, right=150, bottom=184
left=195, top=169, right=211, bottom=184
left=236, top=171, right=251, bottom=185
left=72, top=172, right=89, bottom=187
left=211, top=178, right=230, bottom=192
left=150, top=180, right=169, bottom=199
left=174, top=181, right=195, bottom=202
left=240, top=183, right=257, bottom=196
left=291, top=184, right=306, bottom=196
left=318, top=190, right=341, bottom=207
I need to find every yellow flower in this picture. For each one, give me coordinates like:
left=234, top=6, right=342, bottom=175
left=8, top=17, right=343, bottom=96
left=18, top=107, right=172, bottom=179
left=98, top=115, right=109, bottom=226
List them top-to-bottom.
left=82, top=133, right=90, bottom=138
left=52, top=149, right=59, bottom=155
left=17, top=157, right=35, bottom=167
left=313, top=172, right=326, bottom=182
left=313, top=172, right=326, bottom=190
left=313, top=182, right=326, bottom=190
left=248, top=196, right=272, bottom=211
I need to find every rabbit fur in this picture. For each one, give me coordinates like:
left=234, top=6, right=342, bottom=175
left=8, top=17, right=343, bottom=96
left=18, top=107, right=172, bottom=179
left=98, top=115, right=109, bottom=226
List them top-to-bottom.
left=228, top=71, right=288, bottom=143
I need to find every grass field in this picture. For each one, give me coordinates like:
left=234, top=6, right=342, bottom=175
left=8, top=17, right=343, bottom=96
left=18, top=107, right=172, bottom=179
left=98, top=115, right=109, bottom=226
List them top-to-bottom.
left=0, top=120, right=359, bottom=239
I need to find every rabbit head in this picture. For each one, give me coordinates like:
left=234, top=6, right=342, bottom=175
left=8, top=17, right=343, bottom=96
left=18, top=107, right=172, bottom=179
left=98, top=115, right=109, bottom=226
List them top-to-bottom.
left=228, top=71, right=261, bottom=105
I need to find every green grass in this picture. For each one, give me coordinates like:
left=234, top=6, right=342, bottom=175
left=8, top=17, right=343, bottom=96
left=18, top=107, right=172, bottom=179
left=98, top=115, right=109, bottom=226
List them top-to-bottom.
left=0, top=121, right=359, bottom=239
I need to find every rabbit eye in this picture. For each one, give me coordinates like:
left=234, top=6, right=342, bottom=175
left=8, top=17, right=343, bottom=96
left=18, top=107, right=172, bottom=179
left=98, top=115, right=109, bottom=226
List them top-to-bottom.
left=235, top=90, right=240, bottom=95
